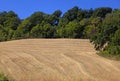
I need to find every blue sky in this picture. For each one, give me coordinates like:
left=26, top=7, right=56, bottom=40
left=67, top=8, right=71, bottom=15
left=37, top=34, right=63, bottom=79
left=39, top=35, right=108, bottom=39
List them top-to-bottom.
left=0, top=0, right=120, bottom=19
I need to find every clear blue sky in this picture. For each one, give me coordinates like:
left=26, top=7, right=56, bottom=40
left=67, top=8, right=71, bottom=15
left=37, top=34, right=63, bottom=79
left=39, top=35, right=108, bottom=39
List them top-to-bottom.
left=0, top=0, right=120, bottom=19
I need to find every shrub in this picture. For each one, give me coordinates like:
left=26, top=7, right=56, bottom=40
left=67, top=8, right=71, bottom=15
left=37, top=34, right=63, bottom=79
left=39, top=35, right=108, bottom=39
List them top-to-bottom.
left=107, top=46, right=120, bottom=55
left=0, top=74, right=9, bottom=81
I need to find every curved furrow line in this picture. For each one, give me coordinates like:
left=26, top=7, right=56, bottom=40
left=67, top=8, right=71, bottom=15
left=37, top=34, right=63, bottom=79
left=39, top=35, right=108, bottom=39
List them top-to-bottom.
left=61, top=54, right=95, bottom=79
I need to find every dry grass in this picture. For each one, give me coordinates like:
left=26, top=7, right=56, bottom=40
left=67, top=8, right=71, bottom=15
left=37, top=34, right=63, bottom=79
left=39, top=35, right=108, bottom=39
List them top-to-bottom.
left=0, top=39, right=120, bottom=81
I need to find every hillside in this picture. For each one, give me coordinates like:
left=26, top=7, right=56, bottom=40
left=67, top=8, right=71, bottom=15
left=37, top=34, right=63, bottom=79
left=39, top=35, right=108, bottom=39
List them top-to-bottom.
left=0, top=7, right=120, bottom=58
left=0, top=39, right=120, bottom=81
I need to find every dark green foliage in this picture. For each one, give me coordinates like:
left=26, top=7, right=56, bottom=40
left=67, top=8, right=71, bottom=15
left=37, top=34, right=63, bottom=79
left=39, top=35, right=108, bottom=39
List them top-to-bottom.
left=63, top=6, right=79, bottom=21
left=0, top=7, right=120, bottom=58
left=92, top=7, right=112, bottom=18
left=90, top=9, right=120, bottom=59
left=52, top=10, right=62, bottom=17
left=0, top=11, right=20, bottom=30
left=0, top=11, right=7, bottom=26
left=0, top=11, right=21, bottom=41
left=27, top=12, right=44, bottom=26
left=57, top=21, right=83, bottom=38
left=30, top=23, right=55, bottom=38
left=111, top=29, right=120, bottom=46
left=107, top=45, right=120, bottom=55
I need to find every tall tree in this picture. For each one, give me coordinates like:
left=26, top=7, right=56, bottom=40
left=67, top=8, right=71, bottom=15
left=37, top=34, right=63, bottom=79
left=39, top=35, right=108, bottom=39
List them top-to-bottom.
left=92, top=7, right=112, bottom=18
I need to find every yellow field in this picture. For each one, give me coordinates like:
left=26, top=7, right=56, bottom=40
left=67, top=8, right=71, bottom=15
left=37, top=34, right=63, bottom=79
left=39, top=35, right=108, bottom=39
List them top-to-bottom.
left=0, top=39, right=120, bottom=81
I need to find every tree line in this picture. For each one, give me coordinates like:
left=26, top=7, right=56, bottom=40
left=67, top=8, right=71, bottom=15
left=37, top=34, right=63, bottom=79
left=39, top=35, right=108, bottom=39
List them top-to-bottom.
left=0, top=6, right=120, bottom=58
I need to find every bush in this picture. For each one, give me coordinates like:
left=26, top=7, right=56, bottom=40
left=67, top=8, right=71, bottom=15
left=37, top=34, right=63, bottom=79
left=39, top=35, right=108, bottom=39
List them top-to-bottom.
left=107, top=46, right=120, bottom=55
left=0, top=74, right=9, bottom=81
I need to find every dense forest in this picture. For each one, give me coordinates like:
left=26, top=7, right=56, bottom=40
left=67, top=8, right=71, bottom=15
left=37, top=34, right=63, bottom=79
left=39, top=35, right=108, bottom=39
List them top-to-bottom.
left=0, top=6, right=120, bottom=58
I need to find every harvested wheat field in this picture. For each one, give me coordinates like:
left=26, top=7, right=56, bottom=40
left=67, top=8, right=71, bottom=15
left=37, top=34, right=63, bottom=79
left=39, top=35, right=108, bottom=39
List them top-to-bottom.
left=0, top=39, right=120, bottom=81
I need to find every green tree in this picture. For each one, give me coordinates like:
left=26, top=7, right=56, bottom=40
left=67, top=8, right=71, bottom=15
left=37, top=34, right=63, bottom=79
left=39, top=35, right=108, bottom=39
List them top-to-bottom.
left=63, top=6, right=79, bottom=21
left=92, top=7, right=112, bottom=18
left=53, top=10, right=62, bottom=17
left=28, top=12, right=44, bottom=26
left=62, top=21, right=83, bottom=38
left=0, top=26, right=8, bottom=41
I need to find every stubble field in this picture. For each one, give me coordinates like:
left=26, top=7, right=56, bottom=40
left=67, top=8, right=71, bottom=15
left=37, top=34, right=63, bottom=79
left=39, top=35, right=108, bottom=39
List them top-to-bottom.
left=0, top=39, right=120, bottom=81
